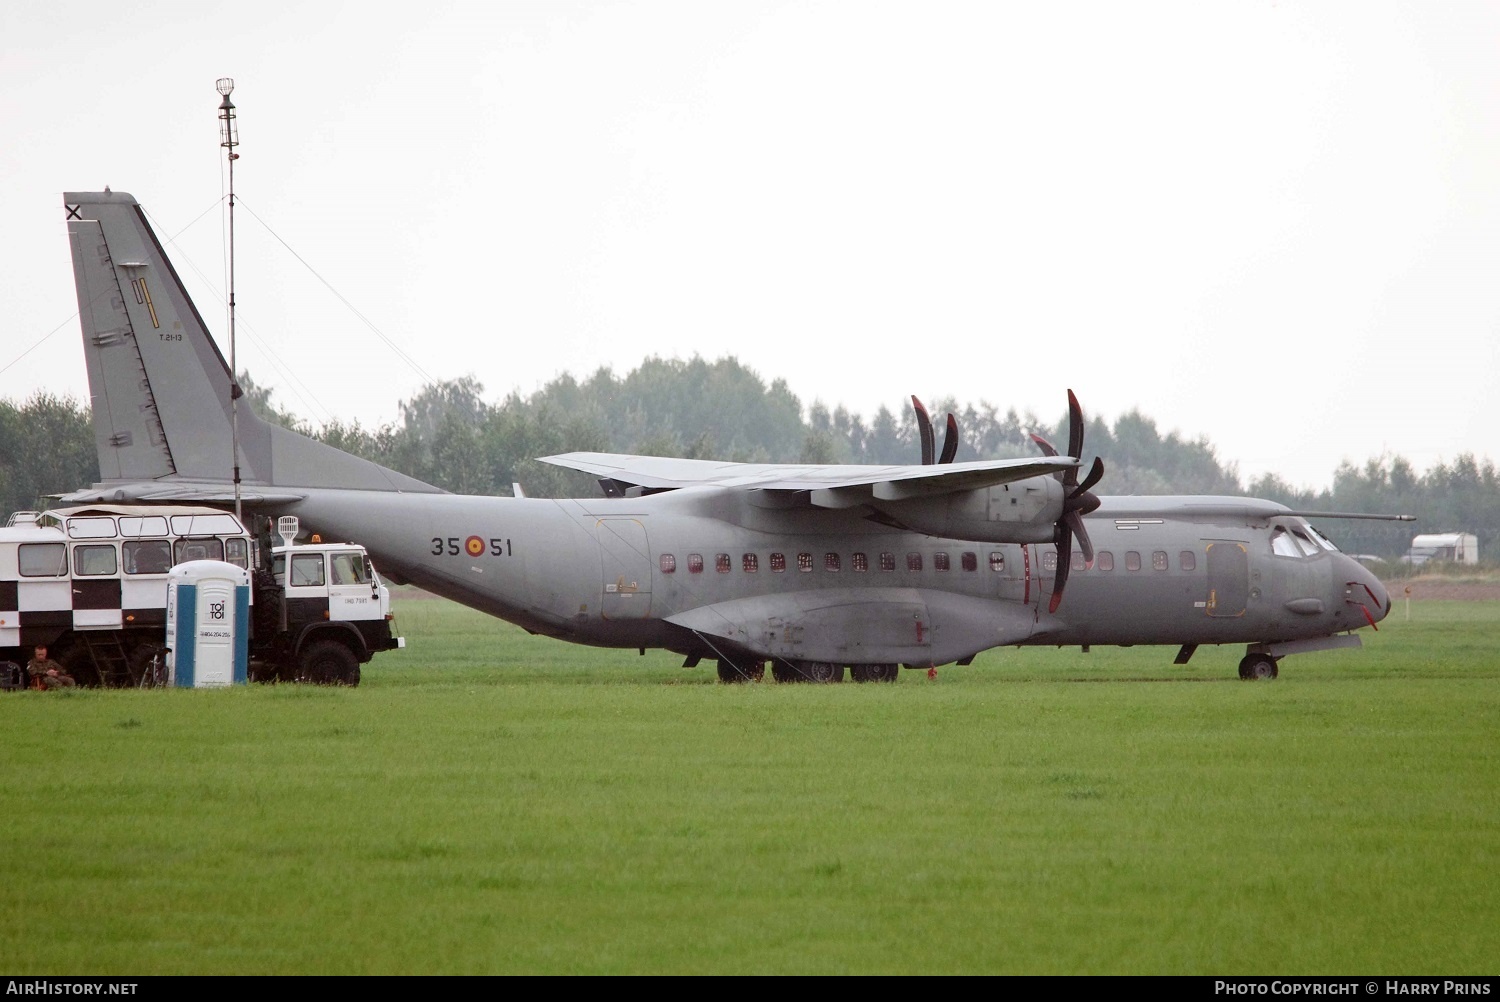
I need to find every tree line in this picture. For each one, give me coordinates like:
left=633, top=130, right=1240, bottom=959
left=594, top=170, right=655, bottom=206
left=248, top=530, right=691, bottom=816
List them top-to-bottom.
left=3, top=355, right=1495, bottom=563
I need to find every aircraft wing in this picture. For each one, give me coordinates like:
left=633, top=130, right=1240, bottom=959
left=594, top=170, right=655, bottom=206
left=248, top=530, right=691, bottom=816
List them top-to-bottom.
left=539, top=452, right=1077, bottom=506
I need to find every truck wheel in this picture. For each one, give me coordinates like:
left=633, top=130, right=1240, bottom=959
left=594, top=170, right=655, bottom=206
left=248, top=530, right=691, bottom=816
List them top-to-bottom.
left=300, top=641, right=360, bottom=686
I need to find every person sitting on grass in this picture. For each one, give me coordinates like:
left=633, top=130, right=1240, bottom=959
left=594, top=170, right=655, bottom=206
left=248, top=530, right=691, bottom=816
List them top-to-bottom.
left=27, top=644, right=76, bottom=690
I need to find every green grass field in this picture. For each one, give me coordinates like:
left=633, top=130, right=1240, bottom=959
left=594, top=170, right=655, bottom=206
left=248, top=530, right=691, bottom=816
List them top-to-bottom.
left=2, top=594, right=1496, bottom=975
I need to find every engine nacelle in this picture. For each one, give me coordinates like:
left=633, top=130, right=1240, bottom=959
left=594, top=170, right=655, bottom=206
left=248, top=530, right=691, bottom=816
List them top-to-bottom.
left=870, top=474, right=1065, bottom=543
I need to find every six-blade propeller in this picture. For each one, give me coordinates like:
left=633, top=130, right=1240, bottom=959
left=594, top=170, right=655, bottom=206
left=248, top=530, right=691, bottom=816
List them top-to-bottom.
left=912, top=389, right=1105, bottom=613
left=1026, top=390, right=1104, bottom=612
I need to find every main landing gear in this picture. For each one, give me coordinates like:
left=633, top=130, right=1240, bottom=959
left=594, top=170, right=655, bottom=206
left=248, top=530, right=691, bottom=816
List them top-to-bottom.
left=1238, top=653, right=1279, bottom=680
left=715, top=656, right=766, bottom=683
left=715, top=657, right=899, bottom=684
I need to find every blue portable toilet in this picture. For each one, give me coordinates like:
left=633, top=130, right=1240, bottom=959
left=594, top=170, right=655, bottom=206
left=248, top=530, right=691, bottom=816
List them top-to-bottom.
left=166, top=560, right=251, bottom=687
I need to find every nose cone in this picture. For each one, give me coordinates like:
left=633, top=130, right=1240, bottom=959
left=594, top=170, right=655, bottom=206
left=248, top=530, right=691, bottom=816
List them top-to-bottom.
left=1344, top=557, right=1391, bottom=626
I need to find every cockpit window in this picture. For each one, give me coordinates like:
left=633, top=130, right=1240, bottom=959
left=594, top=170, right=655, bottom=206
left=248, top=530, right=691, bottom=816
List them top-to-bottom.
left=1304, top=523, right=1340, bottom=551
left=1271, top=525, right=1323, bottom=558
left=1270, top=527, right=1301, bottom=557
left=1289, top=528, right=1321, bottom=557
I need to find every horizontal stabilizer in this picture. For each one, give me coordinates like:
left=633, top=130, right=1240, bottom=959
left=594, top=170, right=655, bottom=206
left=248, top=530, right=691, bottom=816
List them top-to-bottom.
left=54, top=482, right=308, bottom=506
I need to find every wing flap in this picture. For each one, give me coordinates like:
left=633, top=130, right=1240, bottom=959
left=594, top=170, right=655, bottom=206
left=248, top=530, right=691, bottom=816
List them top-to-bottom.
left=542, top=452, right=1076, bottom=505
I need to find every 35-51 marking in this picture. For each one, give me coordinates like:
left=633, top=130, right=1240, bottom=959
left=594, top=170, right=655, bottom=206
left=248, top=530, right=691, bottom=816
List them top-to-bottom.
left=432, top=536, right=512, bottom=557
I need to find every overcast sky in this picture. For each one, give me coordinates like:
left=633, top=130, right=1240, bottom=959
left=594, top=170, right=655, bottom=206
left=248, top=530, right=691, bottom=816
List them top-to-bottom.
left=3, top=1, right=1497, bottom=491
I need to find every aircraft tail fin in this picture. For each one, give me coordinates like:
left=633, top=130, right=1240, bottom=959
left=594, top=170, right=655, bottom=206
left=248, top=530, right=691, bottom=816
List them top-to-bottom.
left=63, top=191, right=443, bottom=501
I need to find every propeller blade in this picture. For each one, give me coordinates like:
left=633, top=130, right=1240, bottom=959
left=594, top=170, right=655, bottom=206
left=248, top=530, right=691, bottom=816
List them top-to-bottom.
left=1066, top=389, right=1084, bottom=461
left=912, top=396, right=935, bottom=465
left=938, top=413, right=959, bottom=464
left=1029, top=432, right=1059, bottom=458
left=1071, top=457, right=1105, bottom=499
left=1065, top=510, right=1094, bottom=564
left=1049, top=531, right=1073, bottom=614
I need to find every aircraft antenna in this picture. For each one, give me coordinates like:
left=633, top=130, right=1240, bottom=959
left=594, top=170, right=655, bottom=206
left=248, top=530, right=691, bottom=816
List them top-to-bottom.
left=217, top=76, right=244, bottom=522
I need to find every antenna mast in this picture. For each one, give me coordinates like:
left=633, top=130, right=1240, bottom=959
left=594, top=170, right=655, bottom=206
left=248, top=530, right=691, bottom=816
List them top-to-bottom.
left=216, top=77, right=243, bottom=522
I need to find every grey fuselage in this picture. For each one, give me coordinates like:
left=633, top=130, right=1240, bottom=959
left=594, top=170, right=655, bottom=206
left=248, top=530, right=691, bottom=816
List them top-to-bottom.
left=280, top=486, right=1390, bottom=668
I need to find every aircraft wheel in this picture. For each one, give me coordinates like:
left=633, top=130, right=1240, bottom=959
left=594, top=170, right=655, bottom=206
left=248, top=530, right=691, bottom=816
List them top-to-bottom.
left=300, top=641, right=361, bottom=686
left=1238, top=654, right=1279, bottom=680
left=716, top=657, right=765, bottom=683
left=770, top=658, right=841, bottom=683
left=770, top=659, right=801, bottom=683
left=810, top=660, right=846, bottom=684
left=849, top=663, right=899, bottom=683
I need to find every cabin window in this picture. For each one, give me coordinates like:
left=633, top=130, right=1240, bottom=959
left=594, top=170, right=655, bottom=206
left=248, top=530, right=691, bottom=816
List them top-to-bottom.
left=66, top=517, right=117, bottom=539
left=1290, top=529, right=1321, bottom=557
left=174, top=537, right=225, bottom=564
left=225, top=538, right=250, bottom=569
left=124, top=539, right=172, bottom=575
left=19, top=542, right=66, bottom=577
left=74, top=545, right=118, bottom=576
left=1042, top=550, right=1057, bottom=572
left=1179, top=550, right=1196, bottom=571
left=1097, top=551, right=1114, bottom=571
left=1125, top=551, right=1142, bottom=571
left=1152, top=551, right=1168, bottom=571
left=852, top=552, right=868, bottom=572
left=879, top=552, right=896, bottom=572
left=934, top=552, right=950, bottom=572
left=963, top=552, right=978, bottom=572
left=989, top=552, right=1004, bottom=572
left=1072, top=552, right=1087, bottom=571
left=290, top=553, right=325, bottom=587
left=688, top=553, right=704, bottom=574
left=716, top=553, right=732, bottom=574
left=742, top=553, right=758, bottom=573
left=769, top=553, right=786, bottom=573
left=798, top=553, right=814, bottom=572
left=824, top=553, right=840, bottom=572
left=907, top=553, right=923, bottom=572
left=659, top=554, right=676, bottom=573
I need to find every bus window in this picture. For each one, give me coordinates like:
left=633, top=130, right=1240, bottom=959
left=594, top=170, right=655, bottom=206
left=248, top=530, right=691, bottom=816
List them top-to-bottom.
left=175, top=537, right=225, bottom=564
left=124, top=539, right=172, bottom=574
left=19, top=542, right=66, bottom=577
left=73, top=544, right=118, bottom=576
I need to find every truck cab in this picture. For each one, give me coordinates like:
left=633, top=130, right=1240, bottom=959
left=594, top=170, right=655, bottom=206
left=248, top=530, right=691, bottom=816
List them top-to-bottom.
left=254, top=519, right=404, bottom=684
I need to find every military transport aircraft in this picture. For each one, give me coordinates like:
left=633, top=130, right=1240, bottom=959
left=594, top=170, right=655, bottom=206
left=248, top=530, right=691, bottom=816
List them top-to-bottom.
left=58, top=189, right=1408, bottom=682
